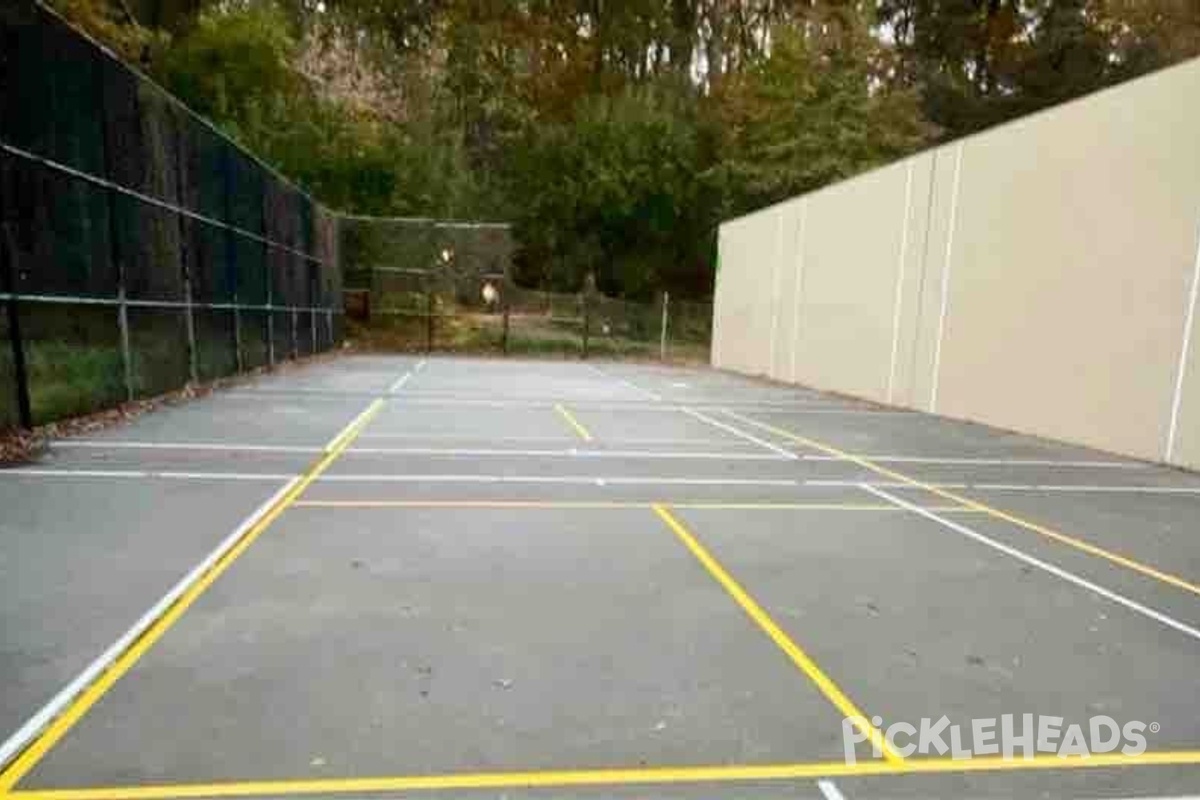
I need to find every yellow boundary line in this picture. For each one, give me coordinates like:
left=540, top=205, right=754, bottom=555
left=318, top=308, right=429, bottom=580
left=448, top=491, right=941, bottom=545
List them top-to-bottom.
left=0, top=400, right=387, bottom=793
left=553, top=403, right=593, bottom=441
left=726, top=412, right=1200, bottom=598
left=292, top=499, right=985, bottom=512
left=651, top=504, right=903, bottom=764
left=10, top=750, right=1200, bottom=798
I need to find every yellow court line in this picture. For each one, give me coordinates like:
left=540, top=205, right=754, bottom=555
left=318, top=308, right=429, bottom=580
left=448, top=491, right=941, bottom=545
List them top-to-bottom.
left=0, top=400, right=387, bottom=793
left=553, top=403, right=593, bottom=441
left=729, top=414, right=1200, bottom=598
left=293, top=499, right=985, bottom=512
left=651, top=504, right=903, bottom=764
left=12, top=750, right=1200, bottom=799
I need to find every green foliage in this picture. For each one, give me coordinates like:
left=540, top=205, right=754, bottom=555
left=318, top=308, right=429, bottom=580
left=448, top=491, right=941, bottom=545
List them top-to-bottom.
left=53, top=0, right=1200, bottom=301
left=705, top=8, right=933, bottom=215
left=504, top=82, right=708, bottom=298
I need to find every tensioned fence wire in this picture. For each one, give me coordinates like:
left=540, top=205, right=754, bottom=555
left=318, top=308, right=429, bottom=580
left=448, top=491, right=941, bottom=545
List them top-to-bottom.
left=0, top=0, right=342, bottom=429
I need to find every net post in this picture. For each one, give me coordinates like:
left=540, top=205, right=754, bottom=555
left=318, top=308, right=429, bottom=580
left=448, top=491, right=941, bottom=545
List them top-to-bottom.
left=1, top=221, right=33, bottom=429
left=660, top=290, right=670, bottom=361
left=310, top=302, right=317, bottom=355
left=291, top=307, right=299, bottom=360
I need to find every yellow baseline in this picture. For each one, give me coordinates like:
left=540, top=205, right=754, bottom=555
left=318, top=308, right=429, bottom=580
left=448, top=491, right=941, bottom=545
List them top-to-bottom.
left=0, top=400, right=387, bottom=793
left=553, top=403, right=593, bottom=441
left=726, top=411, right=1200, bottom=598
left=652, top=504, right=903, bottom=764
left=11, top=750, right=1200, bottom=799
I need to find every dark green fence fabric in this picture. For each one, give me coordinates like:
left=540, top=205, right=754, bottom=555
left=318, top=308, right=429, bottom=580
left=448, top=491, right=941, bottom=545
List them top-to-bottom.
left=0, top=0, right=342, bottom=430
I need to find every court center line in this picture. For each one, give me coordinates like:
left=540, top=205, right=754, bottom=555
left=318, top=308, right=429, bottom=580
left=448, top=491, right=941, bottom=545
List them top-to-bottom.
left=0, top=399, right=386, bottom=791
left=554, top=404, right=593, bottom=441
left=680, top=407, right=799, bottom=460
left=725, top=411, right=1200, bottom=599
left=862, top=485, right=1200, bottom=642
left=651, top=504, right=902, bottom=764
left=9, top=751, right=1200, bottom=799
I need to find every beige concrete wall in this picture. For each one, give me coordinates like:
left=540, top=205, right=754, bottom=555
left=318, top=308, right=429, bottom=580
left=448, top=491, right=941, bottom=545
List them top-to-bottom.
left=713, top=56, right=1200, bottom=469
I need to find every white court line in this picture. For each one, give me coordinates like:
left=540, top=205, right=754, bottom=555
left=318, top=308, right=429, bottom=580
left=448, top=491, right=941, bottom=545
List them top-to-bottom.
left=929, top=141, right=964, bottom=413
left=886, top=160, right=915, bottom=403
left=1166, top=215, right=1200, bottom=462
left=415, top=359, right=427, bottom=372
left=584, top=363, right=664, bottom=401
left=387, top=371, right=413, bottom=394
left=682, top=407, right=799, bottom=460
left=354, top=433, right=739, bottom=446
left=51, top=441, right=322, bottom=454
left=346, top=447, right=789, bottom=461
left=799, top=454, right=1149, bottom=469
left=0, top=468, right=295, bottom=481
left=317, top=474, right=800, bottom=486
left=0, top=476, right=300, bottom=770
left=807, top=479, right=1200, bottom=495
left=863, top=485, right=1200, bottom=642
left=816, top=779, right=847, bottom=800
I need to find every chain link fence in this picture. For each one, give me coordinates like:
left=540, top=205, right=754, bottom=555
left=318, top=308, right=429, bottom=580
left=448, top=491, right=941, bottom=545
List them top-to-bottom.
left=0, top=0, right=342, bottom=430
left=340, top=215, right=712, bottom=361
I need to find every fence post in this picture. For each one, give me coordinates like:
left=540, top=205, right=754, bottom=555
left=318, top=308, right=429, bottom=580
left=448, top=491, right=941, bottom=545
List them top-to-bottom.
left=175, top=125, right=199, bottom=384
left=1, top=222, right=33, bottom=429
left=182, top=270, right=199, bottom=384
left=425, top=278, right=434, bottom=354
left=659, top=290, right=669, bottom=361
left=581, top=291, right=590, bottom=360
left=232, top=295, right=244, bottom=372
left=266, top=296, right=275, bottom=367
left=502, top=301, right=510, bottom=356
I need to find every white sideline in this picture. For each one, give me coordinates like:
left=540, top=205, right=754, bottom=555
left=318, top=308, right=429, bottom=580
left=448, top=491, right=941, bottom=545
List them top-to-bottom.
left=387, top=371, right=413, bottom=394
left=681, top=407, right=799, bottom=460
left=52, top=441, right=322, bottom=453
left=346, top=447, right=789, bottom=461
left=799, top=454, right=1148, bottom=469
left=0, top=468, right=295, bottom=481
left=316, top=474, right=800, bottom=486
left=0, top=477, right=300, bottom=771
left=806, top=479, right=1200, bottom=495
left=864, top=484, right=1200, bottom=642
left=816, top=779, right=846, bottom=800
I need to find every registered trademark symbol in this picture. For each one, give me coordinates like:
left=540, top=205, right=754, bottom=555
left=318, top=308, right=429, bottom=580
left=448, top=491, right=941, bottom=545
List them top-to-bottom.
left=1149, top=722, right=1161, bottom=733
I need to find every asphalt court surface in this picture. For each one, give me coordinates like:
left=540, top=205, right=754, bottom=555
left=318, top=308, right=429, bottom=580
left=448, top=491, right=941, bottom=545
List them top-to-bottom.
left=2, top=355, right=1200, bottom=799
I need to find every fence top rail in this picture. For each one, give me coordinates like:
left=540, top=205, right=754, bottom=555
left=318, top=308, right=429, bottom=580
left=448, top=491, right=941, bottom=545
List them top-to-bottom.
left=0, top=143, right=330, bottom=267
left=340, top=213, right=511, bottom=229
left=0, top=292, right=342, bottom=314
